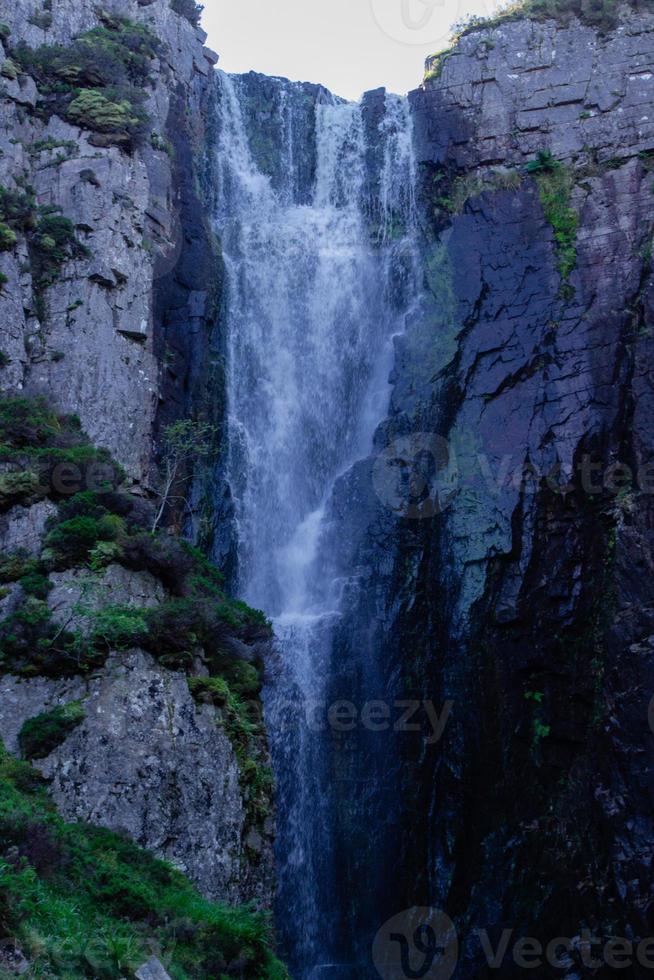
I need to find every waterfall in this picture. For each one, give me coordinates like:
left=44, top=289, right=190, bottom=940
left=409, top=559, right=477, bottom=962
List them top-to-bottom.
left=214, top=72, right=419, bottom=978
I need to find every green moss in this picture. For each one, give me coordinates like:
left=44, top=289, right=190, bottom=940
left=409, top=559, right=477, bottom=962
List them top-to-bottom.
left=13, top=18, right=159, bottom=151
left=423, top=48, right=452, bottom=83
left=0, top=57, right=20, bottom=80
left=66, top=87, right=149, bottom=143
left=528, top=151, right=579, bottom=282
left=0, top=220, right=17, bottom=250
left=0, top=469, right=43, bottom=509
left=188, top=675, right=230, bottom=705
left=189, top=676, right=272, bottom=832
left=18, top=701, right=85, bottom=760
left=0, top=743, right=287, bottom=978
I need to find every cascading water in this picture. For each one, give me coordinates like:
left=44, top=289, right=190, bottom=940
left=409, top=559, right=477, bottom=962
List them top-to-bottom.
left=214, top=72, right=420, bottom=978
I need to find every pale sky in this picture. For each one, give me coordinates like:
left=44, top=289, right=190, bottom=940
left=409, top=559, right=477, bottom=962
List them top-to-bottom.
left=201, top=0, right=502, bottom=102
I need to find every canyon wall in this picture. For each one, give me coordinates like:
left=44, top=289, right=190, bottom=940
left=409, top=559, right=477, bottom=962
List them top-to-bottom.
left=0, top=0, right=275, bottom=918
left=324, top=6, right=654, bottom=972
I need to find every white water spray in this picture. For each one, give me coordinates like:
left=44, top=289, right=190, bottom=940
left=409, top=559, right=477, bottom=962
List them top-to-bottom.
left=215, top=74, right=419, bottom=976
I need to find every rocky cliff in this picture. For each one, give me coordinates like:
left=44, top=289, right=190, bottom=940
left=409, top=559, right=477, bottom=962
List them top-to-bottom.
left=2, top=0, right=654, bottom=976
left=0, top=1, right=281, bottom=975
left=322, top=3, right=654, bottom=973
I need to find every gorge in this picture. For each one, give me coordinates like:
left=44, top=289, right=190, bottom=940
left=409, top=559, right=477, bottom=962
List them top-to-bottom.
left=0, top=0, right=653, bottom=978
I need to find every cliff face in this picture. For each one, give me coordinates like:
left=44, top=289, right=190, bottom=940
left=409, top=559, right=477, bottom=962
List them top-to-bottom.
left=0, top=0, right=275, bottom=928
left=0, top=0, right=220, bottom=485
left=2, top=0, right=654, bottom=975
left=329, top=5, right=654, bottom=968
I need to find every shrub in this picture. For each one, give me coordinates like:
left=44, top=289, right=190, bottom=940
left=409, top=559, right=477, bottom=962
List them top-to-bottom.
left=171, top=0, right=204, bottom=26
left=28, top=11, right=53, bottom=30
left=14, top=18, right=160, bottom=151
left=0, top=57, right=20, bottom=80
left=66, top=87, right=149, bottom=144
left=0, top=185, right=36, bottom=232
left=30, top=208, right=89, bottom=289
left=0, top=221, right=16, bottom=250
left=0, top=396, right=61, bottom=447
left=0, top=469, right=44, bottom=509
left=44, top=513, right=126, bottom=566
left=0, top=551, right=37, bottom=585
left=19, top=570, right=51, bottom=599
left=0, top=595, right=88, bottom=677
left=90, top=604, right=148, bottom=650
left=188, top=674, right=230, bottom=705
left=18, top=701, right=85, bottom=759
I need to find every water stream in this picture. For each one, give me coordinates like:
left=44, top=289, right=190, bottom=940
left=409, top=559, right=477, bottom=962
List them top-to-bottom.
left=214, top=72, right=419, bottom=977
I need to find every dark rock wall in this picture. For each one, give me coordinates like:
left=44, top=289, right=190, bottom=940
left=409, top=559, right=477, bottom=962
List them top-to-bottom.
left=349, top=6, right=654, bottom=970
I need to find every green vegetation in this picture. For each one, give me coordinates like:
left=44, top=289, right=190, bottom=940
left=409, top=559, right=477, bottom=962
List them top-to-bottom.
left=171, top=0, right=204, bottom=26
left=451, top=0, right=641, bottom=40
left=28, top=10, right=53, bottom=31
left=13, top=17, right=160, bottom=150
left=423, top=49, right=452, bottom=84
left=0, top=57, right=20, bottom=80
left=66, top=87, right=149, bottom=144
left=27, top=136, right=78, bottom=159
left=527, top=150, right=579, bottom=282
left=431, top=166, right=523, bottom=215
left=0, top=186, right=88, bottom=318
left=0, top=221, right=17, bottom=251
left=0, top=394, right=274, bottom=843
left=0, top=397, right=268, bottom=679
left=0, top=397, right=120, bottom=501
left=0, top=470, right=44, bottom=509
left=188, top=676, right=273, bottom=833
left=18, top=701, right=85, bottom=760
left=0, top=743, right=287, bottom=978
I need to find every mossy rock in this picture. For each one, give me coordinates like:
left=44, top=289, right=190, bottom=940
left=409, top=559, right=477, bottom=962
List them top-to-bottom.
left=0, top=58, right=20, bottom=80
left=66, top=89, right=142, bottom=144
left=0, top=221, right=17, bottom=251
left=0, top=470, right=43, bottom=509
left=18, top=701, right=86, bottom=760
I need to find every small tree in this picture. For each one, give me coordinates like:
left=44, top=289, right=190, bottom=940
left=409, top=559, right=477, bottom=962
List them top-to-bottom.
left=152, top=419, right=216, bottom=532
